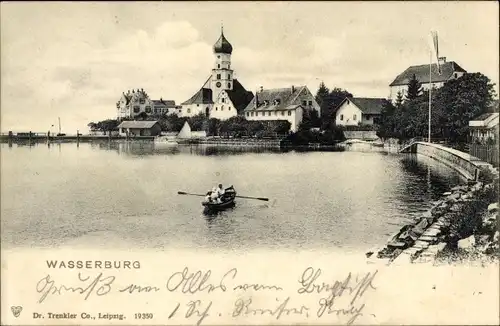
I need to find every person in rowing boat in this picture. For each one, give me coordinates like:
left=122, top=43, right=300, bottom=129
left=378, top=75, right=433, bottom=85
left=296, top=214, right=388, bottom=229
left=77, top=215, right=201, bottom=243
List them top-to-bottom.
left=216, top=184, right=225, bottom=197
left=210, top=187, right=222, bottom=203
left=204, top=191, right=213, bottom=203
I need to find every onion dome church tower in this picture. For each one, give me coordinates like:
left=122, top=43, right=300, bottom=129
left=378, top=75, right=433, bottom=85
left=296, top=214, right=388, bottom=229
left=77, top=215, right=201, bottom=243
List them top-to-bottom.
left=180, top=25, right=254, bottom=120
left=211, top=25, right=234, bottom=101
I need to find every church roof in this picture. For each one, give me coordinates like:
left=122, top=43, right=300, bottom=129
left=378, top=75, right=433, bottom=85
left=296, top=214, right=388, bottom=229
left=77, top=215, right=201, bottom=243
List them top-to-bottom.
left=213, top=28, right=233, bottom=54
left=389, top=60, right=466, bottom=86
left=226, top=79, right=254, bottom=113
left=243, top=86, right=308, bottom=112
left=181, top=87, right=214, bottom=105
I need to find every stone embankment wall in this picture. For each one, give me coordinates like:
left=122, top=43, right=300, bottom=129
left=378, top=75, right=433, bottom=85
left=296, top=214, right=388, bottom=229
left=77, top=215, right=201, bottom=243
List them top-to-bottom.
left=343, top=131, right=379, bottom=141
left=414, top=142, right=488, bottom=181
left=368, top=159, right=499, bottom=265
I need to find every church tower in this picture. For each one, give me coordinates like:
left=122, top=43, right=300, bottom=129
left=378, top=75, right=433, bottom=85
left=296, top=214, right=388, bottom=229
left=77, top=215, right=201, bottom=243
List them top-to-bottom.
left=211, top=25, right=233, bottom=101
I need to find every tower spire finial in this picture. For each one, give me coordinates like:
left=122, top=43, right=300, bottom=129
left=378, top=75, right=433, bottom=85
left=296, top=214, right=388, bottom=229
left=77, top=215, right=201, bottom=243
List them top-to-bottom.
left=221, top=21, right=224, bottom=34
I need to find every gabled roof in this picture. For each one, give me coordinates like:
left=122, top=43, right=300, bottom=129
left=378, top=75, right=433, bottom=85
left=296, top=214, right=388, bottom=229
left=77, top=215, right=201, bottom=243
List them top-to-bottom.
left=389, top=61, right=467, bottom=86
left=225, top=79, right=254, bottom=113
left=243, top=85, right=309, bottom=112
left=181, top=87, right=214, bottom=105
left=337, top=97, right=386, bottom=115
left=152, top=99, right=176, bottom=107
left=469, top=112, right=499, bottom=129
left=117, top=121, right=159, bottom=129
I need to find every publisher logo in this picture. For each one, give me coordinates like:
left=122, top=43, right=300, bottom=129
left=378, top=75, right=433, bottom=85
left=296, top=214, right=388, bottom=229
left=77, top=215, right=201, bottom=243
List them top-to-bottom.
left=11, top=306, right=22, bottom=318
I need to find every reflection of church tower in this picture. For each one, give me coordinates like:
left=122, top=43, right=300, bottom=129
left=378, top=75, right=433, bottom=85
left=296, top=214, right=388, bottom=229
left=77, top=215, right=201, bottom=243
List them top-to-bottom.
left=211, top=25, right=233, bottom=101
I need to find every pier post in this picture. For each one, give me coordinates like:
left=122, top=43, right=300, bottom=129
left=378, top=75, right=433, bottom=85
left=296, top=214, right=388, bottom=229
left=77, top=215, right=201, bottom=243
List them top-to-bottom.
left=29, top=131, right=32, bottom=142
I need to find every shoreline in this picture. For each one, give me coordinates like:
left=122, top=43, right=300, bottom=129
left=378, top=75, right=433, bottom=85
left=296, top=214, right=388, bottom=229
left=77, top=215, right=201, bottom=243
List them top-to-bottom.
left=368, top=162, right=499, bottom=265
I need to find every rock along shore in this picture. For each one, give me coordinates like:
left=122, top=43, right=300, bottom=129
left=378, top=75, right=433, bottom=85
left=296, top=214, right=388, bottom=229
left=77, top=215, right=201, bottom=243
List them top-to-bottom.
left=367, top=163, right=499, bottom=265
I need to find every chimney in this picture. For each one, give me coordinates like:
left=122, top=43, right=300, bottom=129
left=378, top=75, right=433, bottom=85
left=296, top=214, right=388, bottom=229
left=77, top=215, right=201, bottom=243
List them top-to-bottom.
left=438, top=57, right=446, bottom=65
left=291, top=85, right=295, bottom=93
left=260, top=86, right=263, bottom=93
left=254, top=92, right=258, bottom=108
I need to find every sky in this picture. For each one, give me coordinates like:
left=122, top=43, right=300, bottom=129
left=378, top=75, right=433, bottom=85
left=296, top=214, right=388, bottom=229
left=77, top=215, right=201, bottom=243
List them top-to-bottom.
left=1, top=2, right=498, bottom=133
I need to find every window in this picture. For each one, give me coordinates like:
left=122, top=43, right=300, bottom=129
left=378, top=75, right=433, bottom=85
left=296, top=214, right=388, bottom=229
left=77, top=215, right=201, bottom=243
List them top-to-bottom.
left=218, top=64, right=220, bottom=69
left=454, top=73, right=458, bottom=78
left=217, top=74, right=221, bottom=80
left=228, top=74, right=231, bottom=80
left=227, top=82, right=231, bottom=88
left=222, top=98, right=225, bottom=103
left=139, top=99, right=145, bottom=104
left=302, top=100, right=307, bottom=106
left=308, top=100, right=312, bottom=106
left=197, top=104, right=200, bottom=107
left=133, top=106, right=140, bottom=113
left=145, top=106, right=151, bottom=113
left=221, top=106, right=224, bottom=111
left=216, top=107, right=218, bottom=111
left=228, top=107, right=231, bottom=110
left=154, top=108, right=158, bottom=114
left=187, top=109, right=191, bottom=113
left=274, top=111, right=277, bottom=116
left=281, top=111, right=285, bottom=116
left=288, top=111, right=292, bottom=116
left=246, top=112, right=249, bottom=117
left=251, top=112, right=254, bottom=116
left=268, top=112, right=271, bottom=116
left=340, top=114, right=344, bottom=121
left=353, top=114, right=357, bottom=121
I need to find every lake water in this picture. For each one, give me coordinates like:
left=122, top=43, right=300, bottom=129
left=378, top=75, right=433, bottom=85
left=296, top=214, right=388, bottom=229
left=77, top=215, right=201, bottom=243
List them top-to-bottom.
left=1, top=141, right=465, bottom=252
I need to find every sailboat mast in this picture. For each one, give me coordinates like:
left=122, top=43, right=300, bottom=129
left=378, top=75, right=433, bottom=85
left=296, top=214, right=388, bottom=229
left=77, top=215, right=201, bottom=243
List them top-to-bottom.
left=58, top=117, right=61, bottom=134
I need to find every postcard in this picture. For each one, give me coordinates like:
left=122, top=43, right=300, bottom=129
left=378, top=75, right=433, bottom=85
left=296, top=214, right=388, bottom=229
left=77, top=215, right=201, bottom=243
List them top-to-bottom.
left=1, top=2, right=499, bottom=325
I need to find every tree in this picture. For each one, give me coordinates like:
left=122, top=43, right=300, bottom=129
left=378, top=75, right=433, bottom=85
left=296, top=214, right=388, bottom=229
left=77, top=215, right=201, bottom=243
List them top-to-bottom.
left=433, top=72, right=496, bottom=142
left=406, top=74, right=422, bottom=101
left=315, top=81, right=330, bottom=109
left=314, top=83, right=352, bottom=122
left=395, top=91, right=404, bottom=109
left=136, top=112, right=149, bottom=120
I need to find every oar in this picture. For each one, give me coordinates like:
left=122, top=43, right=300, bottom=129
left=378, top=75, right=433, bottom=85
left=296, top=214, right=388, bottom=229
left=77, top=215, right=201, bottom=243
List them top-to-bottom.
left=177, top=191, right=269, bottom=201
left=234, top=195, right=269, bottom=201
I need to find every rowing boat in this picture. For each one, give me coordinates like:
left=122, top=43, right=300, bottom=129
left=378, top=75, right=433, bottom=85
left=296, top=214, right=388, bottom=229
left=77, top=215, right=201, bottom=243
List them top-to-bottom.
left=202, top=188, right=237, bottom=211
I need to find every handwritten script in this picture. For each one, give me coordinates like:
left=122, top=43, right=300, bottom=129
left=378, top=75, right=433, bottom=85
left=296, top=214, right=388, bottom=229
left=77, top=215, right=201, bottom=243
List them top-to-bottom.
left=34, top=266, right=378, bottom=325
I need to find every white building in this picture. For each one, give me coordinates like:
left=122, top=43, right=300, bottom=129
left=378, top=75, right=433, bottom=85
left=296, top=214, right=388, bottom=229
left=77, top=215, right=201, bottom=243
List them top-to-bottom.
left=180, top=27, right=254, bottom=119
left=389, top=57, right=467, bottom=102
left=243, top=85, right=320, bottom=132
left=116, top=89, right=177, bottom=119
left=334, top=97, right=386, bottom=126
left=469, top=112, right=499, bottom=144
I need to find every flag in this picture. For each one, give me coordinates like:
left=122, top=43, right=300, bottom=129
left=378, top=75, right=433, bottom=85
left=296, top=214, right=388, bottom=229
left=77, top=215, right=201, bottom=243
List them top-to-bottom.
left=430, top=31, right=441, bottom=75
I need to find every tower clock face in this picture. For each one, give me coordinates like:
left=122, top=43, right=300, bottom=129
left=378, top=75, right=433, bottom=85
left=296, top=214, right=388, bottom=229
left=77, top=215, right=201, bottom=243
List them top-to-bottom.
left=216, top=82, right=221, bottom=88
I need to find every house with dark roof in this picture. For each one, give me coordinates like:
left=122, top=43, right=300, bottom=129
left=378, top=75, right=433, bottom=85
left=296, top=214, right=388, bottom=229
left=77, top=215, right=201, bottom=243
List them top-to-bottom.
left=180, top=27, right=254, bottom=120
left=389, top=57, right=467, bottom=102
left=243, top=85, right=320, bottom=132
left=116, top=89, right=177, bottom=119
left=334, top=97, right=386, bottom=126
left=117, top=120, right=161, bottom=137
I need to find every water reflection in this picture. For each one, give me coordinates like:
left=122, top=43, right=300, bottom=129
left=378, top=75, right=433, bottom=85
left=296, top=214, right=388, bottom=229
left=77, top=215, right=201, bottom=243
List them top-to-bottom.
left=1, top=141, right=466, bottom=251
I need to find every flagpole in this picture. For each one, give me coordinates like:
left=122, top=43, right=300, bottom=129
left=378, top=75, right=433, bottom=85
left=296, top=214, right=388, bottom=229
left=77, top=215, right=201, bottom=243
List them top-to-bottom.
left=428, top=51, right=432, bottom=143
